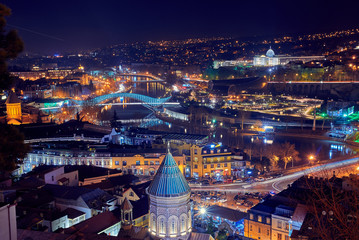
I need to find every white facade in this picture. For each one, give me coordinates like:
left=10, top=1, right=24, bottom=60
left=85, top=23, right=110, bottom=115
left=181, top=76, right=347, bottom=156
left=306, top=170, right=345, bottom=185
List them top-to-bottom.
left=149, top=193, right=192, bottom=240
left=0, top=204, right=17, bottom=240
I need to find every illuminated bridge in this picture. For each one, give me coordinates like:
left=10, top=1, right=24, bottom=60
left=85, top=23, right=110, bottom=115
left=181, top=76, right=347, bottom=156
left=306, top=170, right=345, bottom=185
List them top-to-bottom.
left=117, top=73, right=164, bottom=83
left=74, top=93, right=173, bottom=111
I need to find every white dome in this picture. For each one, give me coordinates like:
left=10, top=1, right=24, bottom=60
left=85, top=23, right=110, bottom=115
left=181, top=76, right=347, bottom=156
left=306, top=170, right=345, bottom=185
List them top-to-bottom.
left=266, top=47, right=275, bottom=57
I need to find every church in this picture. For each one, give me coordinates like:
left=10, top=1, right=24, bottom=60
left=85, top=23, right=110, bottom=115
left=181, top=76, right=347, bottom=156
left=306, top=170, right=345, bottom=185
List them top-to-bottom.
left=145, top=146, right=213, bottom=240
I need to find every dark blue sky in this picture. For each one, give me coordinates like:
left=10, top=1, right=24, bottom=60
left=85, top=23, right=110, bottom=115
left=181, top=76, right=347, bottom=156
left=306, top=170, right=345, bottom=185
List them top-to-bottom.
left=3, top=0, right=359, bottom=54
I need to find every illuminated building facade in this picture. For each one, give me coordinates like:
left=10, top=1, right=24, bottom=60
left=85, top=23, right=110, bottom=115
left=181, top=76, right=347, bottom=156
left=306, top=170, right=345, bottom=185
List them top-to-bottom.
left=253, top=47, right=325, bottom=66
left=6, top=92, right=22, bottom=125
left=189, top=143, right=235, bottom=178
left=147, top=149, right=192, bottom=239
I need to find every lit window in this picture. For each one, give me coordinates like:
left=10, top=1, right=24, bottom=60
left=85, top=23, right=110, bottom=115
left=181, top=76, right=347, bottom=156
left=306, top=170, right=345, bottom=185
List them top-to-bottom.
left=115, top=161, right=119, bottom=165
left=136, top=161, right=140, bottom=165
left=250, top=214, right=254, bottom=220
left=258, top=215, right=262, bottom=222
left=266, top=217, right=270, bottom=224
left=277, top=220, right=282, bottom=229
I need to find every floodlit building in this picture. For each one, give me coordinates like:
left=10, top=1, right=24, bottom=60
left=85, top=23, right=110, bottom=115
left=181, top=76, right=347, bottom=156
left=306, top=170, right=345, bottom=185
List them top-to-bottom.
left=253, top=47, right=325, bottom=66
left=147, top=148, right=192, bottom=239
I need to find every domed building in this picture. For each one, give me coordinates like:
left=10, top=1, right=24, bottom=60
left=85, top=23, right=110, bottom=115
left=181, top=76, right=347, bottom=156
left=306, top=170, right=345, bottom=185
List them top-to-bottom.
left=253, top=46, right=280, bottom=66
left=266, top=47, right=275, bottom=58
left=147, top=147, right=192, bottom=240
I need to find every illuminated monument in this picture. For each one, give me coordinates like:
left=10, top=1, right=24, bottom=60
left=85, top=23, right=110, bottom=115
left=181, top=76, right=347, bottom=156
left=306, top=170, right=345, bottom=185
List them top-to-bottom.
left=253, top=47, right=325, bottom=66
left=6, top=91, right=22, bottom=125
left=147, top=145, right=192, bottom=240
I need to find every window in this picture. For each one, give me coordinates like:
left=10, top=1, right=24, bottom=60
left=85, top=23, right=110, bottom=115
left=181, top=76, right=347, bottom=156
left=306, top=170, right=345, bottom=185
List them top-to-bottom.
left=194, top=149, right=197, bottom=154
left=224, top=149, right=228, bottom=152
left=203, top=150, right=207, bottom=154
left=210, top=150, right=214, bottom=154
left=194, top=157, right=198, bottom=162
left=115, top=161, right=119, bottom=165
left=123, top=161, right=127, bottom=166
left=136, top=161, right=140, bottom=166
left=144, top=161, right=148, bottom=165
left=150, top=161, right=154, bottom=165
left=155, top=161, right=159, bottom=165
left=178, top=161, right=180, bottom=166
left=217, top=163, right=221, bottom=168
left=224, top=163, right=227, bottom=167
left=194, top=164, right=198, bottom=169
left=204, top=164, right=207, bottom=169
left=211, top=164, right=214, bottom=168
left=52, top=176, right=54, bottom=181
left=129, top=191, right=134, bottom=197
left=250, top=214, right=254, bottom=220
left=258, top=215, right=262, bottom=222
left=266, top=217, right=270, bottom=224
left=182, top=218, right=185, bottom=231
left=161, top=219, right=165, bottom=234
left=171, top=220, right=175, bottom=233
left=277, top=220, right=282, bottom=229
left=285, top=223, right=289, bottom=231
left=250, top=225, right=252, bottom=231
left=258, top=227, right=261, bottom=233
left=267, top=229, right=270, bottom=235
left=277, top=233, right=282, bottom=240
left=285, top=236, right=289, bottom=240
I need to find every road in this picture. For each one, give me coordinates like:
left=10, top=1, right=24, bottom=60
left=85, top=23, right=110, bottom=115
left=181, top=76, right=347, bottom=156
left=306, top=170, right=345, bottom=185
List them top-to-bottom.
left=190, top=156, right=359, bottom=193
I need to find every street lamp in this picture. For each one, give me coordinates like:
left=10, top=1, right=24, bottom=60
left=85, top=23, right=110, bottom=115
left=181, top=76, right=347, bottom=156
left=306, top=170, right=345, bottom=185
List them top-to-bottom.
left=308, top=155, right=315, bottom=165
left=199, top=207, right=206, bottom=215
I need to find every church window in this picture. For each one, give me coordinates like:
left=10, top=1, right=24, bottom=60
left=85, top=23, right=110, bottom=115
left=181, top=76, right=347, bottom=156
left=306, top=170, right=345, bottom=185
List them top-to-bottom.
left=182, top=218, right=185, bottom=231
left=161, top=219, right=165, bottom=233
left=171, top=220, right=175, bottom=233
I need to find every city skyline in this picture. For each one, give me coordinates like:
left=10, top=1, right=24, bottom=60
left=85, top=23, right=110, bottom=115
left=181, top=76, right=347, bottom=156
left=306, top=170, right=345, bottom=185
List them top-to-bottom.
left=4, top=0, right=359, bottom=54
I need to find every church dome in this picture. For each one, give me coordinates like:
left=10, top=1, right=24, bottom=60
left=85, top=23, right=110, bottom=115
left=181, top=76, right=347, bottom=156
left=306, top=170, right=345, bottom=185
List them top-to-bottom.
left=266, top=47, right=275, bottom=57
left=147, top=151, right=190, bottom=197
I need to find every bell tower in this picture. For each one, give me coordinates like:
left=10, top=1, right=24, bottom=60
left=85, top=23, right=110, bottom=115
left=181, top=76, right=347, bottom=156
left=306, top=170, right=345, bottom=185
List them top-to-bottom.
left=6, top=91, right=22, bottom=125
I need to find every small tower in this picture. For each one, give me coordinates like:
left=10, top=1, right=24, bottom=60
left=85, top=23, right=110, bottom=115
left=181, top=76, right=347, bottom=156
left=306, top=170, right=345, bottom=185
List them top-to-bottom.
left=6, top=91, right=22, bottom=125
left=147, top=144, right=192, bottom=240
left=120, top=197, right=133, bottom=226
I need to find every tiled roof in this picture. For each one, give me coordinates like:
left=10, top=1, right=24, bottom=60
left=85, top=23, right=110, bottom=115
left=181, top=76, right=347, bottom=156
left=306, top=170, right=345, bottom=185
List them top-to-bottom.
left=6, top=92, right=21, bottom=104
left=147, top=151, right=190, bottom=197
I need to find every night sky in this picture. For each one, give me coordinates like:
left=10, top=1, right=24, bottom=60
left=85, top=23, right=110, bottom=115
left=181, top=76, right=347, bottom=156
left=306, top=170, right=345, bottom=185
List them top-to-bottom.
left=3, top=0, right=359, bottom=54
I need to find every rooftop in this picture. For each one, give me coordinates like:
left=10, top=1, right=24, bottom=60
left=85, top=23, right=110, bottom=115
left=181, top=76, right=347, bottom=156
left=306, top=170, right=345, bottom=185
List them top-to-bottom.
left=147, top=151, right=190, bottom=197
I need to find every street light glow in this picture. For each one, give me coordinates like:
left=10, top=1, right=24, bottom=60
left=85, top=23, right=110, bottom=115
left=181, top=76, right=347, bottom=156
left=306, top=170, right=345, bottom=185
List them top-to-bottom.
left=199, top=207, right=206, bottom=215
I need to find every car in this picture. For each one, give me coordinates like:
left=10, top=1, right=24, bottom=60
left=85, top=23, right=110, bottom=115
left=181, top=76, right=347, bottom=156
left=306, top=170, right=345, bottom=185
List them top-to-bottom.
left=226, top=179, right=233, bottom=183
left=233, top=179, right=243, bottom=183
left=213, top=181, right=223, bottom=185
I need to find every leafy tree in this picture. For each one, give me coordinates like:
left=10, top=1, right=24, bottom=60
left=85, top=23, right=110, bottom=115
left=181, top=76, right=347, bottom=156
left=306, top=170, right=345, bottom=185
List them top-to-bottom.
left=0, top=4, right=29, bottom=177
left=0, top=4, right=24, bottom=90
left=0, top=125, right=30, bottom=177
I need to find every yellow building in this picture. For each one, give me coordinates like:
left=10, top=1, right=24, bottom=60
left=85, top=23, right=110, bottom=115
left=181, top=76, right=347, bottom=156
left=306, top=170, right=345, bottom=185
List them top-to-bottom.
left=6, top=92, right=22, bottom=125
left=190, top=143, right=234, bottom=178
left=111, top=153, right=186, bottom=176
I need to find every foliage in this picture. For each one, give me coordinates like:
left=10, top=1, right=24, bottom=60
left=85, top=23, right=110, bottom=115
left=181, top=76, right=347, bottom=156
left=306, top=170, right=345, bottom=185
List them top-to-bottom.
left=0, top=4, right=24, bottom=90
left=0, top=4, right=29, bottom=177
left=0, top=125, right=30, bottom=176
left=278, top=141, right=299, bottom=169
left=206, top=217, right=216, bottom=237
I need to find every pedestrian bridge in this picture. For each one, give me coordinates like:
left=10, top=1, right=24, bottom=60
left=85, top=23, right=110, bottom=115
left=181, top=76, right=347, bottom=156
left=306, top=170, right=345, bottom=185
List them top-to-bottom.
left=73, top=92, right=172, bottom=110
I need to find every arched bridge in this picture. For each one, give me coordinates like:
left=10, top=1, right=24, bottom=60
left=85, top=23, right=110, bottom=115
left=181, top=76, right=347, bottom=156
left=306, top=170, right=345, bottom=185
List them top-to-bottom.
left=74, top=93, right=172, bottom=110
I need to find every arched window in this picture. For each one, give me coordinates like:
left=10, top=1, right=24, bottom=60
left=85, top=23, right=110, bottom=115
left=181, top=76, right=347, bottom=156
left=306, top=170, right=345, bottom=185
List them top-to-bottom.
left=152, top=216, right=156, bottom=232
left=181, top=218, right=185, bottom=232
left=160, top=219, right=165, bottom=234
left=172, top=220, right=175, bottom=233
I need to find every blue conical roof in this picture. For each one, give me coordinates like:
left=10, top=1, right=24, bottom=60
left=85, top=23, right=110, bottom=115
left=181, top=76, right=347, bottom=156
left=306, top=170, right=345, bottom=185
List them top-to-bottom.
left=148, top=152, right=190, bottom=197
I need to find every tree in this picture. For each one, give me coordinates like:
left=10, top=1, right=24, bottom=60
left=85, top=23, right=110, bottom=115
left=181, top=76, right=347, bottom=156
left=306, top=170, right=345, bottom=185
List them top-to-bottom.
left=0, top=4, right=29, bottom=177
left=0, top=4, right=24, bottom=90
left=0, top=125, right=30, bottom=177
left=278, top=142, right=299, bottom=169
